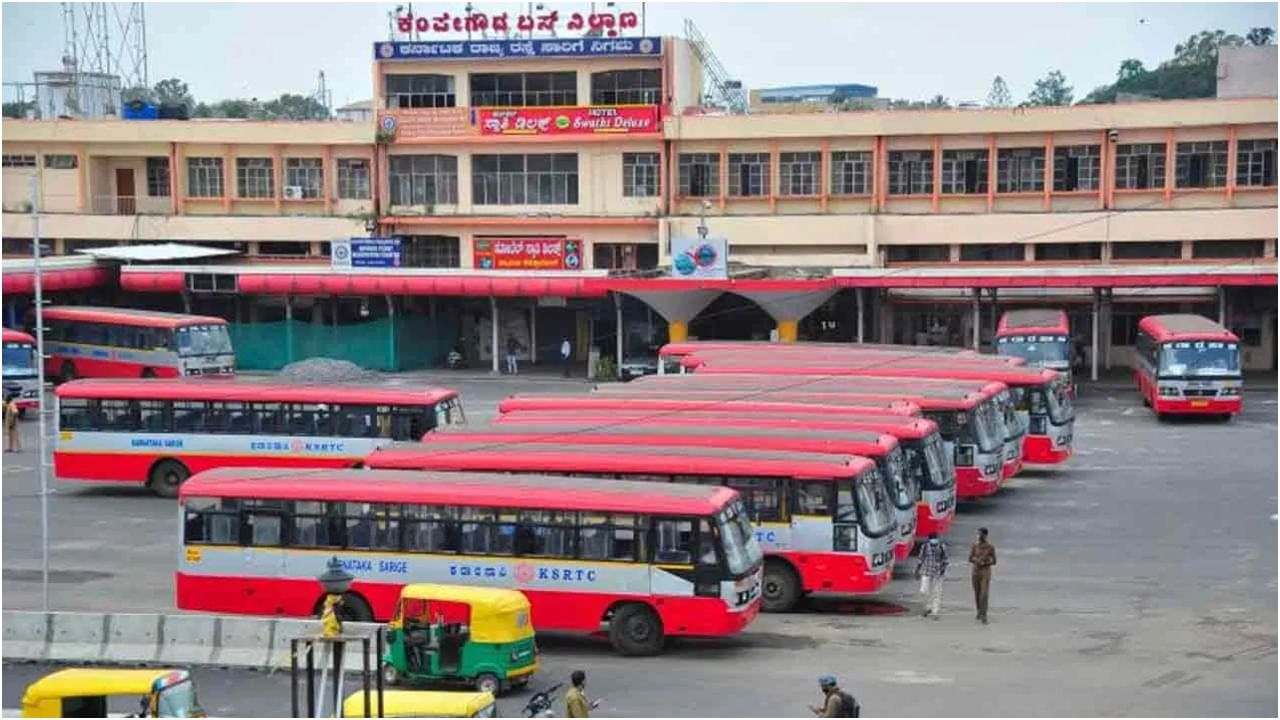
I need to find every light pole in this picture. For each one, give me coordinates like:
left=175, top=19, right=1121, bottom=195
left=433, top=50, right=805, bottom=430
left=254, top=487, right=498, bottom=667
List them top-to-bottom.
left=29, top=174, right=50, bottom=612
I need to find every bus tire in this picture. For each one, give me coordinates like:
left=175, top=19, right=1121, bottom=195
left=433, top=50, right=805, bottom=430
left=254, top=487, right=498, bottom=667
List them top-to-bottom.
left=58, top=361, right=76, bottom=384
left=141, top=367, right=156, bottom=378
left=148, top=460, right=189, bottom=498
left=762, top=559, right=801, bottom=612
left=338, top=592, right=374, bottom=623
left=608, top=603, right=664, bottom=656
left=473, top=672, right=501, bottom=695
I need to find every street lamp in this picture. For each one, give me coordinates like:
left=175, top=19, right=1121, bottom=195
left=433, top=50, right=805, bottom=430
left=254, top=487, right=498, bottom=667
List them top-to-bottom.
left=318, top=556, right=354, bottom=637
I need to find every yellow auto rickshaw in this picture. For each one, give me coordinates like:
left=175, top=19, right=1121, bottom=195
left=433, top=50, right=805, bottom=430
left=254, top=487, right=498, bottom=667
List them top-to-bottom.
left=383, top=584, right=538, bottom=694
left=20, top=668, right=203, bottom=718
left=342, top=690, right=497, bottom=718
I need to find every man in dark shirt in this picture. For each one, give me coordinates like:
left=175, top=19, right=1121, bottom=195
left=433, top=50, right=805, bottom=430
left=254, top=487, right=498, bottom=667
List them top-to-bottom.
left=969, top=527, right=998, bottom=624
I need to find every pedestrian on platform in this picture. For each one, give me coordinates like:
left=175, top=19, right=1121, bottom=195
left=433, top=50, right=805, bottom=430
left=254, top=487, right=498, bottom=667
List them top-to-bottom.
left=505, top=335, right=522, bottom=375
left=560, top=337, right=572, bottom=377
left=3, top=392, right=20, bottom=453
left=969, top=527, right=997, bottom=624
left=916, top=532, right=948, bottom=618
left=565, top=669, right=593, bottom=718
left=809, top=675, right=858, bottom=717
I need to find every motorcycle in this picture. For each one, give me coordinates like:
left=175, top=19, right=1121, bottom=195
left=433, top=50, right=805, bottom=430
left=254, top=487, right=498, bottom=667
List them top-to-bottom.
left=522, top=683, right=562, bottom=718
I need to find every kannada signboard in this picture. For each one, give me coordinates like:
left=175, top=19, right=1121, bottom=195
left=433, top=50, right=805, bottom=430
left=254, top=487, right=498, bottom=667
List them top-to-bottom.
left=394, top=8, right=643, bottom=38
left=375, top=37, right=661, bottom=61
left=477, top=106, right=660, bottom=136
left=379, top=108, right=475, bottom=140
left=670, top=236, right=728, bottom=279
left=473, top=237, right=583, bottom=271
left=331, top=238, right=402, bottom=269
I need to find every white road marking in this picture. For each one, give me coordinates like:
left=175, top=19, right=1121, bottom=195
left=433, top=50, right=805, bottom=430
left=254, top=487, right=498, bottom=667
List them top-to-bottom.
left=881, top=670, right=954, bottom=685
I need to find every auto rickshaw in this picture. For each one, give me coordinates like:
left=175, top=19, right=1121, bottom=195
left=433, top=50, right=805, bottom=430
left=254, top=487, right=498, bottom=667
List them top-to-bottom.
left=382, top=583, right=538, bottom=694
left=20, top=668, right=203, bottom=718
left=341, top=690, right=497, bottom=718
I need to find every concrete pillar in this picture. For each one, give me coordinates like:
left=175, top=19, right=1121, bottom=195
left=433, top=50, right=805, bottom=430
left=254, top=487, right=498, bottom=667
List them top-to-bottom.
left=1265, top=238, right=1277, bottom=258
left=1180, top=240, right=1194, bottom=260
left=949, top=244, right=961, bottom=263
left=1023, top=244, right=1036, bottom=262
left=1218, top=287, right=1227, bottom=326
left=856, top=288, right=865, bottom=343
left=970, top=288, right=981, bottom=350
left=988, top=288, right=998, bottom=349
left=622, top=289, right=720, bottom=347
left=734, top=289, right=837, bottom=345
left=1091, top=289, right=1100, bottom=382
left=877, top=290, right=893, bottom=343
left=1100, top=290, right=1113, bottom=370
left=181, top=292, right=192, bottom=314
left=615, top=294, right=624, bottom=367
left=386, top=295, right=397, bottom=371
left=284, top=296, right=294, bottom=365
left=428, top=296, right=438, bottom=322
left=490, top=296, right=500, bottom=374
left=331, top=297, right=339, bottom=328
left=248, top=298, right=261, bottom=323
left=312, top=299, right=325, bottom=325
left=529, top=305, right=538, bottom=365
left=1262, top=310, right=1275, bottom=371
left=669, top=320, right=689, bottom=343
left=776, top=320, right=799, bottom=343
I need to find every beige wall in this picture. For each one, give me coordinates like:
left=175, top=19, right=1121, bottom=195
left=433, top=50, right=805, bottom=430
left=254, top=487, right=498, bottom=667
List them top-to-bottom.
left=1, top=211, right=365, bottom=242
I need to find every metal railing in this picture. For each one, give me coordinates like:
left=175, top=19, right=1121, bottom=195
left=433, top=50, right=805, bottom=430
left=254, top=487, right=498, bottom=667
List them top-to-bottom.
left=91, top=194, right=171, bottom=216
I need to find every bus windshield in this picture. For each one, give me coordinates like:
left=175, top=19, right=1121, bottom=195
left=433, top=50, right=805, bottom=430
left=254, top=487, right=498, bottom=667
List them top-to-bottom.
left=175, top=324, right=234, bottom=357
left=996, top=335, right=1070, bottom=364
left=3, top=341, right=36, bottom=377
left=1158, top=341, right=1241, bottom=378
left=1046, top=378, right=1074, bottom=424
left=995, top=390, right=1027, bottom=436
left=972, top=404, right=1004, bottom=453
left=922, top=434, right=954, bottom=490
left=884, top=446, right=915, bottom=510
left=840, top=471, right=894, bottom=538
left=717, top=499, right=764, bottom=576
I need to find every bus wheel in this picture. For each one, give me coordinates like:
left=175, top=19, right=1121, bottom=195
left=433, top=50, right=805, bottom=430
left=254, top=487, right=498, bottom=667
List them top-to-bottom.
left=59, top=362, right=76, bottom=384
left=141, top=367, right=156, bottom=378
left=148, top=460, right=189, bottom=498
left=762, top=559, right=800, bottom=612
left=338, top=593, right=374, bottom=623
left=608, top=603, right=664, bottom=656
left=381, top=663, right=400, bottom=687
left=473, top=673, right=501, bottom=695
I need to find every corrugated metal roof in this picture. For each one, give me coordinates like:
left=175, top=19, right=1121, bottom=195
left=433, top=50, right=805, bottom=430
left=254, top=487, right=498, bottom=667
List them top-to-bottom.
left=75, top=243, right=239, bottom=262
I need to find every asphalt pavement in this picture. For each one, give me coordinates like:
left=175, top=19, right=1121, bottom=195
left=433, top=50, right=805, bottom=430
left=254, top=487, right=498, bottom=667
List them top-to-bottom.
left=3, top=375, right=1276, bottom=716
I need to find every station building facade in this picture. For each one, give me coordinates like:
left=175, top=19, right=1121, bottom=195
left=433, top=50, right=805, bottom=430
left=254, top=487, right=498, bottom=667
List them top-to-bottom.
left=2, top=33, right=1276, bottom=373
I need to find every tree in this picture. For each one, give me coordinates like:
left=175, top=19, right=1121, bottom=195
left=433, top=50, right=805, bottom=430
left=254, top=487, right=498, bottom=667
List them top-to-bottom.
left=1247, top=27, right=1276, bottom=46
left=1170, top=30, right=1243, bottom=67
left=1117, top=59, right=1146, bottom=82
left=1026, top=70, right=1073, bottom=106
left=985, top=76, right=1012, bottom=108
left=152, top=77, right=194, bottom=109
left=260, top=93, right=330, bottom=120
left=925, top=94, right=951, bottom=109
left=3, top=100, right=34, bottom=119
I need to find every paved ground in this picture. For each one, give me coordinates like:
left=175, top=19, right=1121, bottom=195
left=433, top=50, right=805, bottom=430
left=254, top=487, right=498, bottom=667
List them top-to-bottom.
left=3, top=375, right=1277, bottom=716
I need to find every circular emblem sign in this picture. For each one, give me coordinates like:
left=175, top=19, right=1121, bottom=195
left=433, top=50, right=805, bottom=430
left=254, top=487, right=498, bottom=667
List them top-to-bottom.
left=639, top=38, right=654, bottom=54
left=378, top=42, right=395, bottom=59
left=380, top=115, right=397, bottom=132
left=694, top=243, right=718, bottom=268
left=333, top=245, right=350, bottom=261
left=674, top=253, right=697, bottom=276
left=514, top=563, right=536, bottom=584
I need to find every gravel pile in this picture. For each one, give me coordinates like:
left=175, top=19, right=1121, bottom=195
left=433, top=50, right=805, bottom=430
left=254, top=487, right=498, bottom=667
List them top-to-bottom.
left=278, top=357, right=379, bottom=384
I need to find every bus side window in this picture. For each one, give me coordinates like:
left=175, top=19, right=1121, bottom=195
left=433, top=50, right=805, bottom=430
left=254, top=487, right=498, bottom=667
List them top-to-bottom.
left=58, top=398, right=92, bottom=430
left=99, top=399, right=140, bottom=432
left=173, top=401, right=206, bottom=432
left=256, top=403, right=284, bottom=434
left=725, top=477, right=782, bottom=522
left=793, top=481, right=833, bottom=516
left=184, top=498, right=240, bottom=545
left=243, top=500, right=285, bottom=546
left=403, top=505, right=455, bottom=553
left=458, top=508, right=495, bottom=554
left=518, top=510, right=573, bottom=558
left=654, top=518, right=693, bottom=564
left=696, top=518, right=718, bottom=566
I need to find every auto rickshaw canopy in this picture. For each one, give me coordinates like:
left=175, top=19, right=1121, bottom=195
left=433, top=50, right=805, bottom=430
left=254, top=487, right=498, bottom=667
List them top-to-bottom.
left=392, top=583, right=533, bottom=644
left=21, top=669, right=190, bottom=716
left=342, top=689, right=496, bottom=718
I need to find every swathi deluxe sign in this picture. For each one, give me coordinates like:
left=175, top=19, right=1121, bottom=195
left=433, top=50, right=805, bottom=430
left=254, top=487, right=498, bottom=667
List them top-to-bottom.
left=477, top=106, right=660, bottom=136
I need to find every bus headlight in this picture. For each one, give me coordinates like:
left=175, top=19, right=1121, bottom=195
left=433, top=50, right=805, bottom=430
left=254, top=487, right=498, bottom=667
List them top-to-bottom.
left=1158, top=385, right=1181, bottom=397
left=1219, top=386, right=1240, bottom=397
left=954, top=446, right=975, bottom=467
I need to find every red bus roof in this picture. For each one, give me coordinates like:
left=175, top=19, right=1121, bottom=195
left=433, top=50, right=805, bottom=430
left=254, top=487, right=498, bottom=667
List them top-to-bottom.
left=43, top=306, right=227, bottom=329
left=996, top=309, right=1070, bottom=337
left=1137, top=314, right=1239, bottom=343
left=3, top=329, right=35, bottom=344
left=658, top=341, right=985, bottom=358
left=679, top=347, right=1023, bottom=370
left=686, top=358, right=1060, bottom=388
left=617, top=375, right=1008, bottom=401
left=54, top=378, right=459, bottom=405
left=594, top=387, right=986, bottom=411
left=497, top=395, right=921, bottom=417
left=494, top=409, right=941, bottom=440
left=436, top=424, right=899, bottom=457
left=370, top=440, right=876, bottom=479
left=179, top=467, right=738, bottom=516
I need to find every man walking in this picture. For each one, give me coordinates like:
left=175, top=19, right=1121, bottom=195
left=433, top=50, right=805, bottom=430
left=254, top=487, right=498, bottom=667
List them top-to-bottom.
left=504, top=335, right=522, bottom=375
left=560, top=336, right=572, bottom=378
left=3, top=391, right=20, bottom=453
left=969, top=526, right=997, bottom=624
left=916, top=532, right=948, bottom=619
left=565, top=669, right=594, bottom=718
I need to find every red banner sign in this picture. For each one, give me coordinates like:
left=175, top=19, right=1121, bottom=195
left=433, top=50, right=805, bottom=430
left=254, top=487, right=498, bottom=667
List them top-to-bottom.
left=397, top=9, right=639, bottom=38
left=477, top=106, right=660, bottom=136
left=473, top=237, right=583, bottom=271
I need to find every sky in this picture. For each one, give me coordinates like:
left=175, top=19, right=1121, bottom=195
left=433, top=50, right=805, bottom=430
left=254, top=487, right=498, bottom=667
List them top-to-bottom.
left=3, top=2, right=1276, bottom=107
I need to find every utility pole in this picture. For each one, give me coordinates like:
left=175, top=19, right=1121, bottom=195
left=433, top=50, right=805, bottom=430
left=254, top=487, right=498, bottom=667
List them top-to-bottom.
left=29, top=174, right=50, bottom=612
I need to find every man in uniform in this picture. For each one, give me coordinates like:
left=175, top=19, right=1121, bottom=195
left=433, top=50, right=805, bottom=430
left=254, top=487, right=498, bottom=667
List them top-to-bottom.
left=969, top=526, right=997, bottom=624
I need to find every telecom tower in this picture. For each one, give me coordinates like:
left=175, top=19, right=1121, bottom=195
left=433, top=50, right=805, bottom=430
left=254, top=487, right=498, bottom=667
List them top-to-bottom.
left=62, top=2, right=149, bottom=90
left=683, top=18, right=747, bottom=114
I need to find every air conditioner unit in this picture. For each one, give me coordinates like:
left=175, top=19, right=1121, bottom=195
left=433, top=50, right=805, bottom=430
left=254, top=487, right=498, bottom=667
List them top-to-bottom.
left=283, top=186, right=304, bottom=200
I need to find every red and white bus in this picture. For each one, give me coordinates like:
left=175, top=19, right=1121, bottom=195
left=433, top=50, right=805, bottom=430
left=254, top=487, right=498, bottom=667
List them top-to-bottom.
left=42, top=306, right=236, bottom=381
left=996, top=309, right=1073, bottom=385
left=1134, top=314, right=1243, bottom=418
left=3, top=328, right=40, bottom=415
left=655, top=341, right=1022, bottom=374
left=55, top=379, right=465, bottom=496
left=599, top=381, right=1005, bottom=499
left=498, top=394, right=920, bottom=418
left=495, top=409, right=956, bottom=540
left=437, top=422, right=918, bottom=563
left=365, top=442, right=896, bottom=612
left=178, top=468, right=762, bottom=655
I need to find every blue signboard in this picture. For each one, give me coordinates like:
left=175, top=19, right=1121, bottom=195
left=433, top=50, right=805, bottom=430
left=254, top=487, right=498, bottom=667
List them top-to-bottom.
left=374, top=36, right=661, bottom=61
left=332, top=238, right=402, bottom=269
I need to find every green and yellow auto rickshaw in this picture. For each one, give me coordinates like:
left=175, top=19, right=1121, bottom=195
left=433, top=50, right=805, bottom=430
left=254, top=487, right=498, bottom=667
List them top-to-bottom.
left=382, top=583, right=538, bottom=695
left=20, top=668, right=204, bottom=718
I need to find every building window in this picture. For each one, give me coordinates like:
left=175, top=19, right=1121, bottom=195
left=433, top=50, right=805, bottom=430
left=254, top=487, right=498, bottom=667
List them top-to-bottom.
left=591, top=70, right=661, bottom=105
left=470, top=72, right=576, bottom=107
left=384, top=74, right=455, bottom=108
left=1236, top=139, right=1276, bottom=187
left=1175, top=141, right=1228, bottom=188
left=1114, top=143, right=1165, bottom=190
left=1053, top=145, right=1100, bottom=192
left=997, top=148, right=1045, bottom=193
left=888, top=150, right=932, bottom=195
left=940, top=150, right=987, bottom=195
left=779, top=151, right=820, bottom=196
left=830, top=151, right=871, bottom=195
left=622, top=152, right=659, bottom=198
left=728, top=152, right=769, bottom=197
left=472, top=153, right=578, bottom=205
left=677, top=153, right=719, bottom=197
left=43, top=154, right=77, bottom=169
left=2, top=155, right=36, bottom=167
left=389, top=155, right=458, bottom=206
left=145, top=157, right=170, bottom=197
left=186, top=157, right=224, bottom=198
left=236, top=157, right=274, bottom=199
left=284, top=158, right=323, bottom=199
left=336, top=158, right=371, bottom=199
left=402, top=235, right=460, bottom=268
left=1192, top=239, right=1265, bottom=259
left=257, top=241, right=309, bottom=257
left=1112, top=241, right=1181, bottom=260
left=1034, top=242, right=1101, bottom=261
left=594, top=243, right=658, bottom=271
left=886, top=244, right=949, bottom=263
left=959, top=244, right=1022, bottom=262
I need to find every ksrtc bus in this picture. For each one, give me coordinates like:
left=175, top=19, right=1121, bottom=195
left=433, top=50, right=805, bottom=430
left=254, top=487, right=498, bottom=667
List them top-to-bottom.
left=41, top=306, right=236, bottom=381
left=996, top=309, right=1073, bottom=384
left=1134, top=314, right=1243, bottom=418
left=3, top=329, right=40, bottom=415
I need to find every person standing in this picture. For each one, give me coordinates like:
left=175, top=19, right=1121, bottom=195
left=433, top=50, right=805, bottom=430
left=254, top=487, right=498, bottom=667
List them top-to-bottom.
left=504, top=335, right=521, bottom=375
left=560, top=336, right=572, bottom=378
left=3, top=392, right=20, bottom=453
left=969, top=527, right=997, bottom=624
left=916, top=532, right=948, bottom=619
left=565, top=669, right=591, bottom=718
left=809, top=675, right=857, bottom=717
